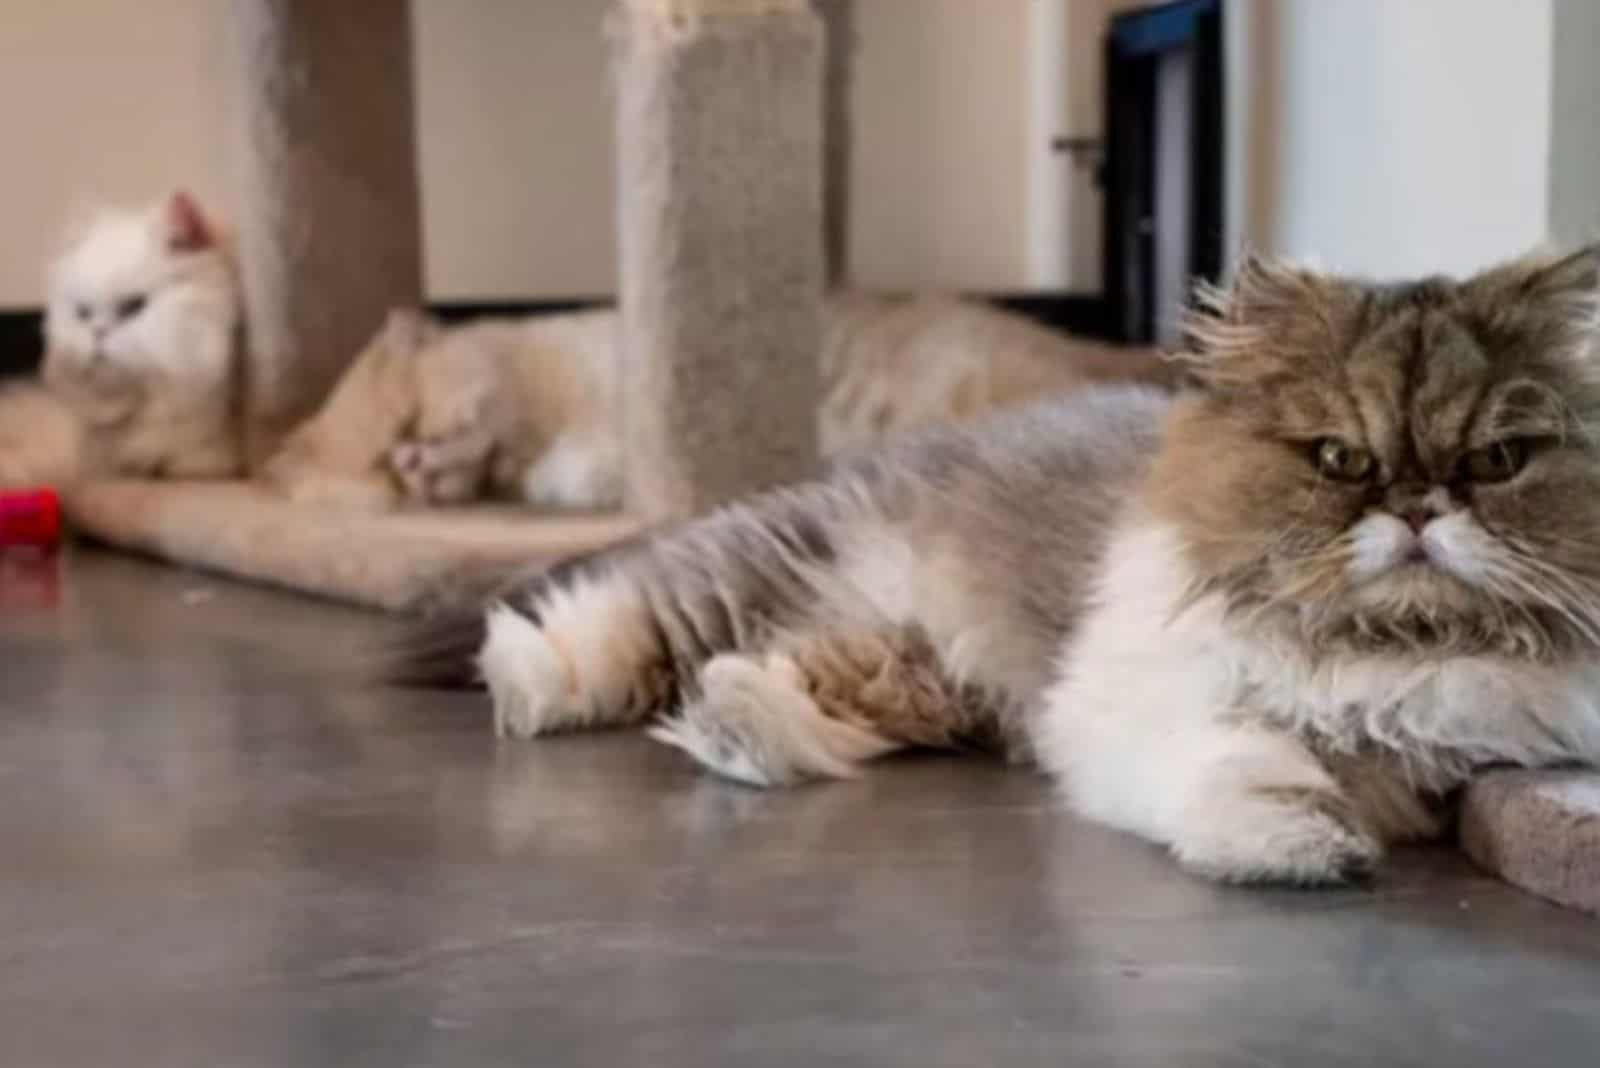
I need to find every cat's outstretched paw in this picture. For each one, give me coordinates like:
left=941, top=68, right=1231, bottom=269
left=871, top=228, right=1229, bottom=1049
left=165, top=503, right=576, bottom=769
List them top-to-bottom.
left=389, top=428, right=493, bottom=504
left=478, top=604, right=572, bottom=739
left=650, top=654, right=893, bottom=787
left=1171, top=786, right=1382, bottom=886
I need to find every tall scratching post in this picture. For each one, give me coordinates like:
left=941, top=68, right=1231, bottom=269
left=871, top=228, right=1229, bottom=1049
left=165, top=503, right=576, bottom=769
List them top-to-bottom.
left=226, top=0, right=425, bottom=466
left=613, top=0, right=825, bottom=521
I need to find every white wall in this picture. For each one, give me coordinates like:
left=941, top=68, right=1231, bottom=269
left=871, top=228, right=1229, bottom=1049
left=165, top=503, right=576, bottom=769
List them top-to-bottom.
left=0, top=0, right=1045, bottom=307
left=1242, top=0, right=1553, bottom=278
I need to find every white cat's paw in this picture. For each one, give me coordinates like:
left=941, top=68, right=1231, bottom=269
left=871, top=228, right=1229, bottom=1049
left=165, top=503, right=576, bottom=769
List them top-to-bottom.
left=478, top=604, right=572, bottom=739
left=650, top=653, right=893, bottom=787
left=1172, top=787, right=1382, bottom=886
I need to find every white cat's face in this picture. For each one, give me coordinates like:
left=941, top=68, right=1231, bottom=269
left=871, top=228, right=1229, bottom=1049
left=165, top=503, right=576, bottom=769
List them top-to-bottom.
left=43, top=192, right=238, bottom=390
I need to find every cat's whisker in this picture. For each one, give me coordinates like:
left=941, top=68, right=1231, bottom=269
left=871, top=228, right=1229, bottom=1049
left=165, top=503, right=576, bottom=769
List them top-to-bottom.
left=1480, top=554, right=1600, bottom=651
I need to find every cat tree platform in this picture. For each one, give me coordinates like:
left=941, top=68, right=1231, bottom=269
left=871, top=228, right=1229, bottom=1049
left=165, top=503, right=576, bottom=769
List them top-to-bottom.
left=62, top=480, right=640, bottom=614
left=1460, top=769, right=1600, bottom=916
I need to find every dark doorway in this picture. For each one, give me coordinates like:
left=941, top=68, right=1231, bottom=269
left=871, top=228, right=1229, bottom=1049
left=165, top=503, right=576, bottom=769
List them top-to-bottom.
left=1100, top=0, right=1226, bottom=345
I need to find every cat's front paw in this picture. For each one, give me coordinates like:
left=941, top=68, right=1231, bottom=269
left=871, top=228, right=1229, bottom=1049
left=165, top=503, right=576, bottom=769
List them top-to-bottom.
left=388, top=430, right=492, bottom=504
left=1172, top=786, right=1382, bottom=886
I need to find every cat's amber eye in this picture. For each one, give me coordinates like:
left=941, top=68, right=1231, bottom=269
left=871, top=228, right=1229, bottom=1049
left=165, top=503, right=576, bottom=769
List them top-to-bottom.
left=116, top=294, right=147, bottom=320
left=1311, top=438, right=1375, bottom=482
left=1459, top=439, right=1530, bottom=484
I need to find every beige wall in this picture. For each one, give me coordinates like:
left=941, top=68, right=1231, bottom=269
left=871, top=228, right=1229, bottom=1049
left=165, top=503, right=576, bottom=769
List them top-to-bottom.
left=0, top=0, right=1043, bottom=307
left=0, top=0, right=230, bottom=306
left=412, top=0, right=615, bottom=301
left=848, top=0, right=1031, bottom=290
left=1, top=1, right=1564, bottom=308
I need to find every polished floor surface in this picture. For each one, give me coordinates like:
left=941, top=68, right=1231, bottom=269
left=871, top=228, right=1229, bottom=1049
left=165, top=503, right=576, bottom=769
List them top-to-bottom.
left=2, top=548, right=1598, bottom=1067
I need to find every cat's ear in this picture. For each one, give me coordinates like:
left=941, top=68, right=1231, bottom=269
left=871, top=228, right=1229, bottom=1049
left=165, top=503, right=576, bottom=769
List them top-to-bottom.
left=163, top=191, right=214, bottom=253
left=1466, top=243, right=1600, bottom=306
left=1521, top=243, right=1600, bottom=299
left=1466, top=244, right=1600, bottom=363
left=1509, top=245, right=1600, bottom=342
left=1179, top=254, right=1342, bottom=389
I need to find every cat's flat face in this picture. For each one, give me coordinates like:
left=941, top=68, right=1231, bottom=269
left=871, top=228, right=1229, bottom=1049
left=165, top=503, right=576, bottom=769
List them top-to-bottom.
left=43, top=192, right=237, bottom=392
left=1150, top=251, right=1600, bottom=657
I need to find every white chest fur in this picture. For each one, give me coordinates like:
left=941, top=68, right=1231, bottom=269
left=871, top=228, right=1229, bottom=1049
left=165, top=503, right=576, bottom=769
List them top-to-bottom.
left=1037, top=520, right=1600, bottom=799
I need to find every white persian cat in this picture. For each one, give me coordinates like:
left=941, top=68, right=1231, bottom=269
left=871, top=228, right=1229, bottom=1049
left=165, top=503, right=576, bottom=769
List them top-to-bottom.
left=0, top=191, right=243, bottom=486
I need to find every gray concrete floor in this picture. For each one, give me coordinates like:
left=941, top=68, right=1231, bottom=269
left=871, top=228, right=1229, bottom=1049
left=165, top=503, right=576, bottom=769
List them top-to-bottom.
left=2, top=548, right=1599, bottom=1067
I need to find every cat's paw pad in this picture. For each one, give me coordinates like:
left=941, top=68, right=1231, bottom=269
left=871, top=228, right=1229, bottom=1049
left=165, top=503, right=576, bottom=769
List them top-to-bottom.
left=387, top=433, right=490, bottom=504
left=389, top=441, right=424, bottom=473
left=478, top=604, right=572, bottom=739
left=650, top=654, right=893, bottom=787
left=1173, top=787, right=1382, bottom=886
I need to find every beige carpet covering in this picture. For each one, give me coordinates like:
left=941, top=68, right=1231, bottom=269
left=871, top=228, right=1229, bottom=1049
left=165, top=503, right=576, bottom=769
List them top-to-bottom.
left=225, top=0, right=425, bottom=465
left=613, top=0, right=825, bottom=522
left=64, top=480, right=639, bottom=613
left=1460, top=769, right=1600, bottom=916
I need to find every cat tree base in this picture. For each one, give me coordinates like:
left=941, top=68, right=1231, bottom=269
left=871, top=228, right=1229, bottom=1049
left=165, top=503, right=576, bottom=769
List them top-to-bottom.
left=62, top=480, right=639, bottom=614
left=1459, top=769, right=1600, bottom=916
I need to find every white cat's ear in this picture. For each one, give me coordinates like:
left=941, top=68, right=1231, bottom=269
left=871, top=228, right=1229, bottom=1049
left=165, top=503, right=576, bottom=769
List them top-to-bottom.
left=163, top=190, right=214, bottom=253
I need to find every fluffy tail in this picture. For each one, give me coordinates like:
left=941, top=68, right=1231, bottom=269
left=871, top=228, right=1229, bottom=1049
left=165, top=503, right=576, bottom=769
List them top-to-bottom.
left=377, top=533, right=651, bottom=689
left=378, top=605, right=491, bottom=688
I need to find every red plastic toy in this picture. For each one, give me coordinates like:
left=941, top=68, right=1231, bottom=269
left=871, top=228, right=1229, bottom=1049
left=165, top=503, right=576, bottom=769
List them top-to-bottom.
left=0, top=488, right=62, bottom=550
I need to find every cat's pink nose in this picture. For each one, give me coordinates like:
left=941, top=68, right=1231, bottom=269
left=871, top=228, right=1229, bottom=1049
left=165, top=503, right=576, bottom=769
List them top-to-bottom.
left=1399, top=505, right=1437, bottom=534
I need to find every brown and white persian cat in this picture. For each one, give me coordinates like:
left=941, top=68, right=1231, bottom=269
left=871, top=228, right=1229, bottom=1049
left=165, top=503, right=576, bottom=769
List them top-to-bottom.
left=395, top=247, right=1600, bottom=886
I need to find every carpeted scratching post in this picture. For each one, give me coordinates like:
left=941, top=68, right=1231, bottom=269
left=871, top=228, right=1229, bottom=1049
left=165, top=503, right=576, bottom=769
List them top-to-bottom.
left=226, top=0, right=425, bottom=467
left=613, top=0, right=825, bottom=522
left=1460, top=769, right=1600, bottom=916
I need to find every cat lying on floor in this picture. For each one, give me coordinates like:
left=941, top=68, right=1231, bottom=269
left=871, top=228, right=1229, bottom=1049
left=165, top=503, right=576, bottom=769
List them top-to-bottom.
left=0, top=192, right=243, bottom=489
left=392, top=248, right=1600, bottom=886
left=264, top=292, right=1169, bottom=511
